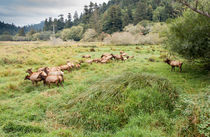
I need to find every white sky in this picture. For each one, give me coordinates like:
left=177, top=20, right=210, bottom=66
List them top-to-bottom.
left=0, top=0, right=109, bottom=26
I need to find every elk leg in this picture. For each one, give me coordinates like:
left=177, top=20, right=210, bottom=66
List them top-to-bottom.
left=171, top=66, right=173, bottom=71
left=180, top=66, right=182, bottom=72
left=56, top=81, right=59, bottom=87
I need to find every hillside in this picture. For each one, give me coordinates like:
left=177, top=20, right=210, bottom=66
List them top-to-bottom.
left=0, top=21, right=19, bottom=35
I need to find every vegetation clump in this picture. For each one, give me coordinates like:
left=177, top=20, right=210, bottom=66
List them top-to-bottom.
left=60, top=72, right=179, bottom=135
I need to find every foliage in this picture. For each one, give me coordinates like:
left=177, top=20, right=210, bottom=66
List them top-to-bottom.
left=102, top=5, right=123, bottom=34
left=165, top=10, right=210, bottom=63
left=0, top=21, right=19, bottom=35
left=104, top=22, right=165, bottom=45
left=61, top=26, right=84, bottom=41
left=17, top=28, right=26, bottom=36
left=81, top=29, right=98, bottom=42
left=32, top=31, right=52, bottom=41
left=104, top=32, right=138, bottom=45
left=0, top=35, right=13, bottom=41
left=13, top=36, right=28, bottom=41
left=176, top=92, right=210, bottom=136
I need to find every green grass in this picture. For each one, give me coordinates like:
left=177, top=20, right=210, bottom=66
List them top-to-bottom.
left=0, top=41, right=209, bottom=137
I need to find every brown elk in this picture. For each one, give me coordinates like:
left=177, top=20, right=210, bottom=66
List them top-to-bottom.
left=82, top=55, right=91, bottom=58
left=164, top=58, right=183, bottom=72
left=25, top=68, right=47, bottom=85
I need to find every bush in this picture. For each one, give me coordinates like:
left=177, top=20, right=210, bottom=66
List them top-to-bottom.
left=166, top=10, right=210, bottom=64
left=104, top=23, right=164, bottom=45
left=123, top=24, right=144, bottom=35
left=61, top=26, right=83, bottom=41
left=81, top=29, right=98, bottom=42
left=32, top=31, right=52, bottom=41
left=104, top=32, right=139, bottom=45
left=138, top=33, right=163, bottom=45
left=0, top=35, right=13, bottom=41
left=13, top=36, right=28, bottom=41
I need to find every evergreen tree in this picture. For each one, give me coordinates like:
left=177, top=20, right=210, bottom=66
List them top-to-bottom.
left=134, top=0, right=153, bottom=24
left=103, top=5, right=122, bottom=34
left=90, top=6, right=101, bottom=33
left=122, top=8, right=133, bottom=27
left=73, top=11, right=79, bottom=25
left=65, top=13, right=73, bottom=28
left=57, top=14, right=65, bottom=30
left=48, top=17, right=53, bottom=31
left=43, top=18, right=49, bottom=31
left=18, top=28, right=25, bottom=36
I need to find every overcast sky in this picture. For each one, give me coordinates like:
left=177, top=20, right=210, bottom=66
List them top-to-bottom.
left=0, top=0, right=109, bottom=26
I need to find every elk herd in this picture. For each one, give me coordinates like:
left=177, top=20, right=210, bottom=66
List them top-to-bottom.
left=24, top=49, right=183, bottom=88
left=25, top=51, right=134, bottom=87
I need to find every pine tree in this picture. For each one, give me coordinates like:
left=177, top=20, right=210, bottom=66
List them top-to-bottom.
left=103, top=5, right=122, bottom=34
left=73, top=11, right=79, bottom=25
left=65, top=13, right=73, bottom=28
left=57, top=14, right=65, bottom=30
left=43, top=18, right=49, bottom=31
left=18, top=28, right=25, bottom=36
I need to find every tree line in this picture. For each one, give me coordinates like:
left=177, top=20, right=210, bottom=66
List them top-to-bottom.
left=43, top=0, right=183, bottom=34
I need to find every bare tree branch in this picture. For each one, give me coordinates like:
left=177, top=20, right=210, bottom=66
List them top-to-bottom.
left=176, top=0, right=210, bottom=18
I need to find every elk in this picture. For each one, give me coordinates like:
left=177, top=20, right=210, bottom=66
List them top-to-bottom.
left=82, top=55, right=91, bottom=58
left=164, top=58, right=183, bottom=72
left=25, top=68, right=46, bottom=85
left=39, top=74, right=63, bottom=88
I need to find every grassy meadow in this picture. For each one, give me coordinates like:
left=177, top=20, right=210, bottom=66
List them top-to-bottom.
left=0, top=41, right=209, bottom=137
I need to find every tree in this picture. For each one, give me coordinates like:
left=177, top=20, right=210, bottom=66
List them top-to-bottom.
left=134, top=0, right=153, bottom=24
left=102, top=5, right=123, bottom=34
left=89, top=8, right=101, bottom=33
left=122, top=8, right=133, bottom=27
left=166, top=10, right=210, bottom=65
left=73, top=11, right=79, bottom=25
left=65, top=13, right=73, bottom=28
left=57, top=14, right=65, bottom=30
left=43, top=18, right=49, bottom=31
left=61, top=26, right=84, bottom=41
left=18, top=28, right=25, bottom=36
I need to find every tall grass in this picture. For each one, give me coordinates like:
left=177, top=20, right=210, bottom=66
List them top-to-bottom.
left=0, top=41, right=209, bottom=136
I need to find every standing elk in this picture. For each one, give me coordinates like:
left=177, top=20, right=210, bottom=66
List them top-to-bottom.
left=164, top=58, right=183, bottom=72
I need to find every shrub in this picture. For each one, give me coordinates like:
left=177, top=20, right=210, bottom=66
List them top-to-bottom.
left=165, top=10, right=210, bottom=64
left=105, top=23, right=164, bottom=45
left=123, top=24, right=144, bottom=35
left=61, top=26, right=83, bottom=41
left=81, top=29, right=98, bottom=42
left=32, top=31, right=52, bottom=41
left=104, top=32, right=138, bottom=45
left=137, top=33, right=163, bottom=45
left=0, top=35, right=13, bottom=41
left=13, top=36, right=28, bottom=41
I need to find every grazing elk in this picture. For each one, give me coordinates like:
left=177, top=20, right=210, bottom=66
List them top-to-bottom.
left=82, top=55, right=91, bottom=58
left=164, top=58, right=183, bottom=72
left=25, top=68, right=47, bottom=85
left=39, top=74, right=63, bottom=87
